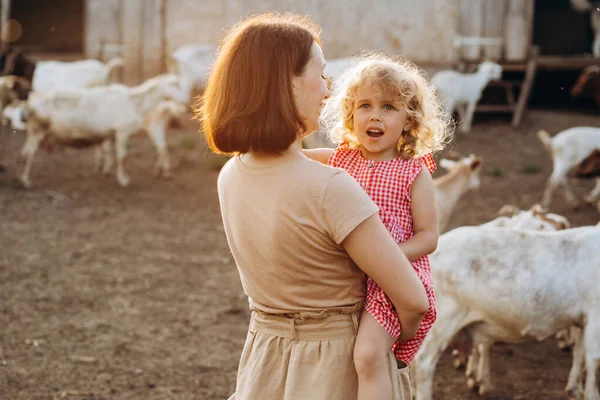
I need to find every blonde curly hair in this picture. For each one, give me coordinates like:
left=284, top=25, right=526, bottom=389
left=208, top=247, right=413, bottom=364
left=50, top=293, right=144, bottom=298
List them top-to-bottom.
left=321, top=52, right=453, bottom=159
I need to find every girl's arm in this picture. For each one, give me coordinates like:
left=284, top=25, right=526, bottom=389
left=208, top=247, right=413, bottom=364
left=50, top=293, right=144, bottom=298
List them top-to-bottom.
left=303, top=148, right=334, bottom=165
left=399, top=163, right=439, bottom=261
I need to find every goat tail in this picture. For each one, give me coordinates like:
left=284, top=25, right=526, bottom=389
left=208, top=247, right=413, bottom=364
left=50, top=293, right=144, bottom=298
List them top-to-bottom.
left=104, top=57, right=124, bottom=79
left=537, top=129, right=554, bottom=154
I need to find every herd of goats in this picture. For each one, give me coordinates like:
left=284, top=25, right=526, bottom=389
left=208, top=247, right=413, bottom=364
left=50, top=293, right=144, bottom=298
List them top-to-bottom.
left=1, top=29, right=600, bottom=399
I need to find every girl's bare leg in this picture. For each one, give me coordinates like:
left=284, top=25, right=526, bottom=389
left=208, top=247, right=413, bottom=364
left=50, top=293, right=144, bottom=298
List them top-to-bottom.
left=354, top=311, right=397, bottom=400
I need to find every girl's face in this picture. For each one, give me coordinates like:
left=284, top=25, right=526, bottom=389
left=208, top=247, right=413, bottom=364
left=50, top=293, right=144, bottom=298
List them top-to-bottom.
left=293, top=42, right=329, bottom=136
left=352, top=83, right=408, bottom=162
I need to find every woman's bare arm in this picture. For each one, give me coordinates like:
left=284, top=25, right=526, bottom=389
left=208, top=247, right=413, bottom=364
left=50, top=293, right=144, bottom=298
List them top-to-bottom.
left=342, top=214, right=429, bottom=339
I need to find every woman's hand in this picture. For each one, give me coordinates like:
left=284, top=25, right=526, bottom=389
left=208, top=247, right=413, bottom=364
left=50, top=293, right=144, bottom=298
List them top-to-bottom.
left=342, top=214, right=429, bottom=339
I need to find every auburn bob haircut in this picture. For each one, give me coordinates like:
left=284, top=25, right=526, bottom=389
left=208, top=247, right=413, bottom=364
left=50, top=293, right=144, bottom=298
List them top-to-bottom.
left=196, top=13, right=321, bottom=154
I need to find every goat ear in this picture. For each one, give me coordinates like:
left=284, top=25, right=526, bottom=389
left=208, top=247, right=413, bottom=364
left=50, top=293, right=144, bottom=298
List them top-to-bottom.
left=469, top=157, right=482, bottom=170
left=439, top=158, right=456, bottom=170
left=529, top=203, right=546, bottom=216
left=497, top=204, right=520, bottom=216
left=557, top=221, right=570, bottom=230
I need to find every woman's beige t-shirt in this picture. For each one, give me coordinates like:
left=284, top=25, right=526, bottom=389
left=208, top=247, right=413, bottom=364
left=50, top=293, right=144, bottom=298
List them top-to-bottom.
left=217, top=151, right=380, bottom=314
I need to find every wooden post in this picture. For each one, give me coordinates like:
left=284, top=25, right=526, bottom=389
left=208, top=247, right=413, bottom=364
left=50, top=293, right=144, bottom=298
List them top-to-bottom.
left=1, top=0, right=11, bottom=53
left=85, top=0, right=122, bottom=59
left=122, top=0, right=143, bottom=85
left=141, top=0, right=164, bottom=80
left=160, top=0, right=167, bottom=73
left=458, top=0, right=485, bottom=62
left=483, top=0, right=507, bottom=61
left=504, top=0, right=529, bottom=61
left=525, top=0, right=535, bottom=56
left=512, top=45, right=539, bottom=126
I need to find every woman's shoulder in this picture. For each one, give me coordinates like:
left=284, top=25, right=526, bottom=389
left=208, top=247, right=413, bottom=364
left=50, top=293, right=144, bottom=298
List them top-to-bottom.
left=216, top=156, right=237, bottom=182
left=292, top=156, right=364, bottom=199
left=305, top=157, right=355, bottom=186
left=321, top=167, right=369, bottom=201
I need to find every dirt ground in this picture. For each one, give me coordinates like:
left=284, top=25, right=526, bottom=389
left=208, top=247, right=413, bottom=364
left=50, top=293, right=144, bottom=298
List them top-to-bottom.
left=1, top=108, right=599, bottom=400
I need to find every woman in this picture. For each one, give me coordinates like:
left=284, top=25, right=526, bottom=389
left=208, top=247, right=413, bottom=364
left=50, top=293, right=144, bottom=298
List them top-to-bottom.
left=197, top=12, right=429, bottom=400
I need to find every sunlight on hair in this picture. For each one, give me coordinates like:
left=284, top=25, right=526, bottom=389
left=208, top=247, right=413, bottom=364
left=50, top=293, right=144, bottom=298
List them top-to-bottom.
left=321, top=51, right=454, bottom=159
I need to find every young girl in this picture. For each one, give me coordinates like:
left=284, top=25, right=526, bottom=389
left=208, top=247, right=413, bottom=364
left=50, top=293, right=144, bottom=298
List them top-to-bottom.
left=305, top=53, right=452, bottom=399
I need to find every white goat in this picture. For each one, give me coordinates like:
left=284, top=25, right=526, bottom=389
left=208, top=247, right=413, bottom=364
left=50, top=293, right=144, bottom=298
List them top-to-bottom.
left=169, top=43, right=216, bottom=103
left=32, top=58, right=123, bottom=92
left=431, top=61, right=502, bottom=133
left=18, top=74, right=186, bottom=188
left=2, top=100, right=27, bottom=130
left=94, top=100, right=186, bottom=178
left=537, top=127, right=600, bottom=209
left=433, top=154, right=484, bottom=232
left=481, top=203, right=571, bottom=230
left=447, top=204, right=573, bottom=395
left=412, top=226, right=600, bottom=400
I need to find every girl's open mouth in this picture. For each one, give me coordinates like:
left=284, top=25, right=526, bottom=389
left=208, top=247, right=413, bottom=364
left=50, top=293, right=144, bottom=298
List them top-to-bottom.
left=367, top=129, right=384, bottom=138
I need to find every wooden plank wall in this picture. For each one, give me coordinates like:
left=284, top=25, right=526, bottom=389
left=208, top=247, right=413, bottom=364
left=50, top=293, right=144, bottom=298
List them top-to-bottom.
left=0, top=0, right=11, bottom=52
left=84, top=0, right=534, bottom=81
left=85, top=0, right=121, bottom=59
left=85, top=0, right=462, bottom=82
left=85, top=0, right=123, bottom=82
left=86, top=0, right=166, bottom=85
left=121, top=0, right=143, bottom=85
left=141, top=0, right=164, bottom=80
left=163, top=0, right=226, bottom=55
left=457, top=0, right=533, bottom=63
left=458, top=0, right=485, bottom=61
left=483, top=0, right=507, bottom=60
left=504, top=0, right=530, bottom=61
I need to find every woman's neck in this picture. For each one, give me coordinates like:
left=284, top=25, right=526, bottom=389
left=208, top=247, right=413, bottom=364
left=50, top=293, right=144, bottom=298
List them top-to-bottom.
left=241, top=137, right=304, bottom=165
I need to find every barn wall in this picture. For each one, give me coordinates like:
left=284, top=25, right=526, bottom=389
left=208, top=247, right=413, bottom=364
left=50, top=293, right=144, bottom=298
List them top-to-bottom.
left=84, top=0, right=538, bottom=84
left=164, top=0, right=460, bottom=64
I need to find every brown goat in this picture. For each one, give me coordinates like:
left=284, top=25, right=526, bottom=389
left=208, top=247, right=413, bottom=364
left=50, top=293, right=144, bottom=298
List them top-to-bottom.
left=0, top=49, right=36, bottom=82
left=571, top=65, right=600, bottom=107
left=0, top=75, right=32, bottom=126
left=574, top=149, right=600, bottom=178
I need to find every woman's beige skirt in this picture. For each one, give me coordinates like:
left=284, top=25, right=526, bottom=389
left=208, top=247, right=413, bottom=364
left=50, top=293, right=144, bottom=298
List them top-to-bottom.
left=235, top=308, right=412, bottom=400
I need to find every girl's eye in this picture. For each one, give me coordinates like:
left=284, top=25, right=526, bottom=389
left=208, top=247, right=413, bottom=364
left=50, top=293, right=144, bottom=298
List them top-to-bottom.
left=359, top=104, right=370, bottom=109
left=383, top=104, right=396, bottom=111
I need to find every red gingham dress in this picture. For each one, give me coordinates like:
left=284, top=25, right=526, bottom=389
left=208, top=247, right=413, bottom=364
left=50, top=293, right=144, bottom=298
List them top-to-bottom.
left=328, top=143, right=437, bottom=365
